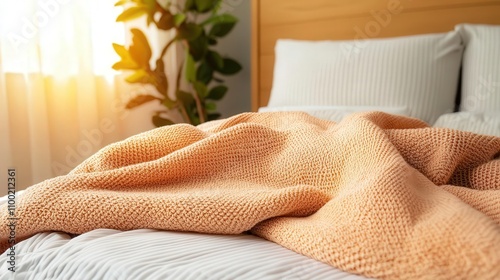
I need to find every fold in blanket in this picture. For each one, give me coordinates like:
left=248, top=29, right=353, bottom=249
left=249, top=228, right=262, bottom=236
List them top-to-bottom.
left=1, top=112, right=499, bottom=279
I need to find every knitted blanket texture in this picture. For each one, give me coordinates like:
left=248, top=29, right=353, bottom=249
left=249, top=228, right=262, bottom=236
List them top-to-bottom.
left=1, top=112, right=499, bottom=279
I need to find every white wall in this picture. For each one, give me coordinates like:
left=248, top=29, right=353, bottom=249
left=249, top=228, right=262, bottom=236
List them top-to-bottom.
left=214, top=0, right=252, bottom=118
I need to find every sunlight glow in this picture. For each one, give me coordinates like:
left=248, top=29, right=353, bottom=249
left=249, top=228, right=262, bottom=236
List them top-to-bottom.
left=0, top=0, right=125, bottom=77
left=89, top=0, right=126, bottom=76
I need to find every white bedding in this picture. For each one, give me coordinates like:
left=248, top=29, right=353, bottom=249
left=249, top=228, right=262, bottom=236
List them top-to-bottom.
left=258, top=106, right=409, bottom=123
left=433, top=112, right=500, bottom=137
left=0, top=228, right=368, bottom=280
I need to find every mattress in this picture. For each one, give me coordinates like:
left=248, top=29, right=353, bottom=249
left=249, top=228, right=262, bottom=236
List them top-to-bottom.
left=0, top=227, right=368, bottom=280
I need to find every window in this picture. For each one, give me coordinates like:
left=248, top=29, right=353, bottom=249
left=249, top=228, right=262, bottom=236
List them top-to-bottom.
left=0, top=0, right=125, bottom=75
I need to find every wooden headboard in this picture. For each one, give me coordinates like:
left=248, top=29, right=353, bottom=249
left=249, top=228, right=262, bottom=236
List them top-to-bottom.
left=251, top=0, right=500, bottom=111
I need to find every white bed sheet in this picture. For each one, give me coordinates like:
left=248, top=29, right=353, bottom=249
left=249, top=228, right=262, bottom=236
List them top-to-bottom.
left=0, top=226, right=368, bottom=280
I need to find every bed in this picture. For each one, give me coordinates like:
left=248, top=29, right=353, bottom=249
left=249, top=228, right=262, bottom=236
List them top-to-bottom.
left=2, top=1, right=500, bottom=279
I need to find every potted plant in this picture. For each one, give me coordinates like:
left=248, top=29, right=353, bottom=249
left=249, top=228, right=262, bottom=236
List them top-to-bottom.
left=112, top=0, right=242, bottom=126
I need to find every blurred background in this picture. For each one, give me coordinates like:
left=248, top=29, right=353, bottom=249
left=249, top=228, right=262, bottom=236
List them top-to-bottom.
left=0, top=0, right=251, bottom=196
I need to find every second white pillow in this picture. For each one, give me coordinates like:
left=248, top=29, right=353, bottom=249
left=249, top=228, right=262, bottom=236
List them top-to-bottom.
left=456, top=24, right=500, bottom=113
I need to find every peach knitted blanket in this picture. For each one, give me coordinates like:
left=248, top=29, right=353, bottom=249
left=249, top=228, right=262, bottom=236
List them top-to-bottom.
left=1, top=112, right=500, bottom=279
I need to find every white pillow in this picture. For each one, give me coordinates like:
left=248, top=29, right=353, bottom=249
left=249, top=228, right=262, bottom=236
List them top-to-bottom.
left=456, top=24, right=500, bottom=113
left=269, top=32, right=464, bottom=124
left=258, top=106, right=409, bottom=123
left=433, top=112, right=500, bottom=137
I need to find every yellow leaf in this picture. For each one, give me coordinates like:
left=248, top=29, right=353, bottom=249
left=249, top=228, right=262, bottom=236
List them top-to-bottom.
left=116, top=7, right=147, bottom=22
left=112, top=43, right=128, bottom=59
left=125, top=69, right=149, bottom=83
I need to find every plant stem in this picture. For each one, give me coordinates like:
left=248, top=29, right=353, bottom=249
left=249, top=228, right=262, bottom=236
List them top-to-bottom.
left=160, top=37, right=177, bottom=61
left=181, top=41, right=205, bottom=124
left=173, top=56, right=194, bottom=124
left=191, top=84, right=206, bottom=124
left=178, top=104, right=191, bottom=123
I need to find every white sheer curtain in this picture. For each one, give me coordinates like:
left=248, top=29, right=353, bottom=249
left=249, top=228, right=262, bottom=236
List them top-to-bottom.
left=0, top=0, right=162, bottom=195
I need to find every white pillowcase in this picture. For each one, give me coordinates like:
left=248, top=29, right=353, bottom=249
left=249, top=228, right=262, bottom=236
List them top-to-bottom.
left=456, top=24, right=500, bottom=113
left=269, top=32, right=464, bottom=124
left=258, top=106, right=409, bottom=123
left=433, top=112, right=500, bottom=137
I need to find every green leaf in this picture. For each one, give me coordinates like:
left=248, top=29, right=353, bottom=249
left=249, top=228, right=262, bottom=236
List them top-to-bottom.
left=184, top=0, right=196, bottom=11
left=195, top=0, right=218, bottom=12
left=212, top=0, right=223, bottom=13
left=116, top=7, right=148, bottom=22
left=158, top=12, right=175, bottom=30
left=202, top=13, right=235, bottom=25
left=173, top=14, right=187, bottom=27
left=208, top=14, right=238, bottom=37
left=177, top=23, right=202, bottom=41
left=129, top=28, right=152, bottom=69
left=188, top=33, right=208, bottom=61
left=208, top=38, right=217, bottom=45
left=207, top=51, right=224, bottom=69
left=185, top=53, right=196, bottom=82
left=217, top=58, right=242, bottom=75
left=196, top=61, right=213, bottom=84
left=125, top=69, right=151, bottom=83
left=193, top=81, right=207, bottom=98
left=207, top=85, right=227, bottom=100
left=126, top=94, right=159, bottom=109
left=183, top=98, right=200, bottom=125
left=182, top=100, right=200, bottom=125
left=205, top=102, right=217, bottom=111
left=188, top=112, right=200, bottom=125
left=207, top=113, right=221, bottom=121
left=152, top=115, right=175, bottom=127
